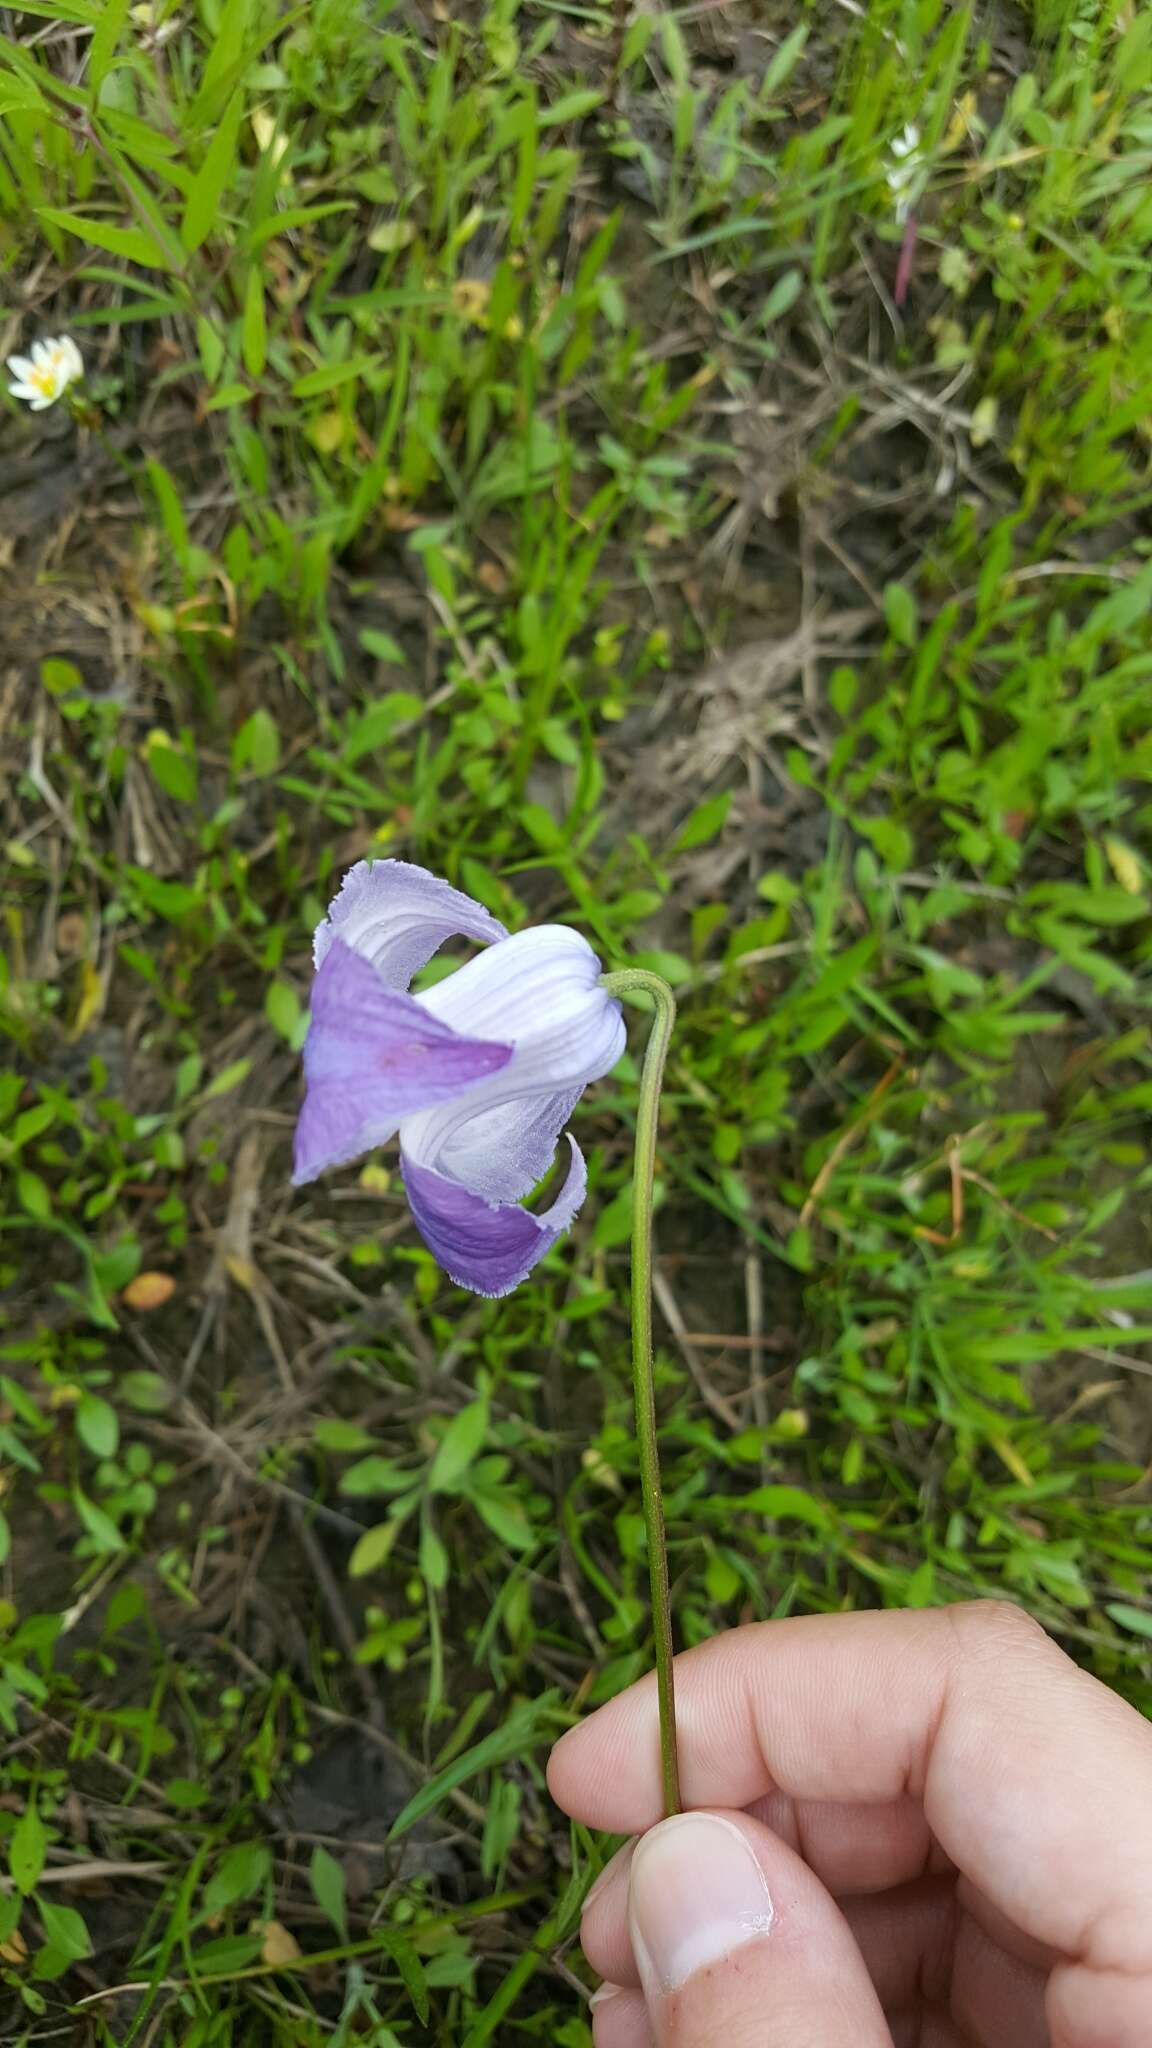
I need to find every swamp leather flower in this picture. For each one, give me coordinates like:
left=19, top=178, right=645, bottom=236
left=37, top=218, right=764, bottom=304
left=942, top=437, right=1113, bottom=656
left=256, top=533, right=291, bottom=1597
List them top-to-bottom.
left=292, top=859, right=625, bottom=1295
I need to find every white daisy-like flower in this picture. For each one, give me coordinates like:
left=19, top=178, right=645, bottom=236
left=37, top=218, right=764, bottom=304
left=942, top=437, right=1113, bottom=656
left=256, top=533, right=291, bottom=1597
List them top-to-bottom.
left=885, top=123, right=925, bottom=222
left=6, top=335, right=84, bottom=412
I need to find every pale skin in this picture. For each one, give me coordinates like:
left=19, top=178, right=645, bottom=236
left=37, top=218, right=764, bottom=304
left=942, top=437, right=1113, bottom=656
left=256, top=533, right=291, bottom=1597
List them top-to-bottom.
left=547, top=1603, right=1152, bottom=2048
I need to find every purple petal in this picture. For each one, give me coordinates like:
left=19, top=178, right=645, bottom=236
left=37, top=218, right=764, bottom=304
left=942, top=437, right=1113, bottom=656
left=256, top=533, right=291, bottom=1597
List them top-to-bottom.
left=314, top=859, right=507, bottom=990
left=293, top=941, right=512, bottom=1185
left=401, top=1138, right=588, bottom=1297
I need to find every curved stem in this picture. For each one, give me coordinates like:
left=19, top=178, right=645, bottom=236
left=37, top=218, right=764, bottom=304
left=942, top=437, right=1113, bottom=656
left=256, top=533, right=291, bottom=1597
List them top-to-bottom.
left=600, top=968, right=680, bottom=1815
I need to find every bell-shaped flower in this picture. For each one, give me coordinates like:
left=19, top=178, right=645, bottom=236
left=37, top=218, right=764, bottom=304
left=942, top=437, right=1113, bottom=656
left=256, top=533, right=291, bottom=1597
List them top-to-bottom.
left=292, top=860, right=625, bottom=1296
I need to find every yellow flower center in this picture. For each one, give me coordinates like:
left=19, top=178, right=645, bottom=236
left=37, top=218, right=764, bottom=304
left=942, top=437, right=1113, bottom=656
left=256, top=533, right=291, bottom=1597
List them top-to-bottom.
left=30, top=364, right=59, bottom=395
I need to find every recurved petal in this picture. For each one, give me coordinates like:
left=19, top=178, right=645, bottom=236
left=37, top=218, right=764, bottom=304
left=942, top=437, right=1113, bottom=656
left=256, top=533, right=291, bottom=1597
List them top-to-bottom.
left=313, top=858, right=508, bottom=990
left=402, top=925, right=624, bottom=1203
left=292, top=940, right=512, bottom=1185
left=401, top=1136, right=588, bottom=1296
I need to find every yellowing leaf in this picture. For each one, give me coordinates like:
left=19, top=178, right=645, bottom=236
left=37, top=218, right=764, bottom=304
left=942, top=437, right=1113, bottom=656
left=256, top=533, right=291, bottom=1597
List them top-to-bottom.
left=367, top=219, right=415, bottom=253
left=308, top=410, right=347, bottom=455
left=1104, top=836, right=1143, bottom=896
left=73, top=960, right=105, bottom=1037
left=224, top=1255, right=258, bottom=1293
left=122, top=1271, right=176, bottom=1311
left=991, top=1435, right=1033, bottom=1487
left=257, top=1919, right=302, bottom=1966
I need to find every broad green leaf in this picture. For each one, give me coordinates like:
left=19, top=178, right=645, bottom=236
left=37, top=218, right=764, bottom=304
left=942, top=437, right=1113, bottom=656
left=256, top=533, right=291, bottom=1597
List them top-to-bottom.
left=38, top=209, right=172, bottom=270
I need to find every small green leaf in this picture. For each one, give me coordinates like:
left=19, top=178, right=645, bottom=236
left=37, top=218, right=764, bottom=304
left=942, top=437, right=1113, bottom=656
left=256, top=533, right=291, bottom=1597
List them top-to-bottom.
left=181, top=88, right=243, bottom=252
left=242, top=265, right=267, bottom=378
left=760, top=266, right=804, bottom=325
left=291, top=357, right=377, bottom=398
left=883, top=581, right=918, bottom=647
left=40, top=658, right=83, bottom=697
left=232, top=708, right=280, bottom=777
left=146, top=733, right=197, bottom=804
left=673, top=790, right=731, bottom=853
left=264, top=981, right=301, bottom=1042
left=203, top=1058, right=252, bottom=1101
left=17, top=1171, right=51, bottom=1221
left=75, top=1394, right=119, bottom=1460
left=428, top=1400, right=489, bottom=1493
left=341, top=1457, right=416, bottom=1496
left=72, top=1489, right=126, bottom=1554
left=472, top=1492, right=535, bottom=1552
left=419, top=1515, right=449, bottom=1591
left=348, top=1517, right=408, bottom=1577
left=1106, top=1603, right=1152, bottom=1640
left=10, top=1801, right=46, bottom=1895
left=201, top=1842, right=271, bottom=1920
left=309, top=1845, right=347, bottom=1940
left=37, top=1900, right=91, bottom=1961
left=376, top=1925, right=429, bottom=2023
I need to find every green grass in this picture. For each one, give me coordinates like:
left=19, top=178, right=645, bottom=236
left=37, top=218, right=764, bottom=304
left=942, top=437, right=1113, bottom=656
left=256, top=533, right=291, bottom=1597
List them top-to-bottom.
left=1, top=0, right=1151, bottom=2037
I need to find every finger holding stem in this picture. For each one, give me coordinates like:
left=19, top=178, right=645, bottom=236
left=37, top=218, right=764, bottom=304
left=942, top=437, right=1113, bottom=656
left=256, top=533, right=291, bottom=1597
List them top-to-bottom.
left=601, top=968, right=680, bottom=1817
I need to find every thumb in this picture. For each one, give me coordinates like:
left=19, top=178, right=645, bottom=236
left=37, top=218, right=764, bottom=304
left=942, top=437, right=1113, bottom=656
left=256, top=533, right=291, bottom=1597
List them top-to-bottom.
left=626, top=1810, right=893, bottom=2048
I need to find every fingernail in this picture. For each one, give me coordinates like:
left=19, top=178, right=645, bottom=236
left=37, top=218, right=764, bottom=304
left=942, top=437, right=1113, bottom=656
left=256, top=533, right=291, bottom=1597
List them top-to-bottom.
left=628, top=1813, right=775, bottom=1995
left=589, top=1982, right=623, bottom=2010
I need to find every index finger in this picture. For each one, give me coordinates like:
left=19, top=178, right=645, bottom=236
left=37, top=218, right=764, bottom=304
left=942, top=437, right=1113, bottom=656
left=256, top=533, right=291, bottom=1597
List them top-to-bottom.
left=547, top=1603, right=1152, bottom=1980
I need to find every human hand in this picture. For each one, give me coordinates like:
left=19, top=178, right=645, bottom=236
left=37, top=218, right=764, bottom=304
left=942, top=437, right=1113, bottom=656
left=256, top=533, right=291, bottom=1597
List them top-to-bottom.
left=547, top=1603, right=1152, bottom=2047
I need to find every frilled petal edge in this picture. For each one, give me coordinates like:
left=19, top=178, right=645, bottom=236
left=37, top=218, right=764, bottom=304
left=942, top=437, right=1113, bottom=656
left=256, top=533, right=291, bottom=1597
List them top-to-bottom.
left=314, top=858, right=507, bottom=991
left=293, top=940, right=513, bottom=1185
left=401, top=1137, right=588, bottom=1297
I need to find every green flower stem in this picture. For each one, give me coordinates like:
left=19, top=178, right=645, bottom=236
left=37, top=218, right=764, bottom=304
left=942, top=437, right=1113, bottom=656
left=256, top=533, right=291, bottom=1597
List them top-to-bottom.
left=600, top=968, right=680, bottom=1816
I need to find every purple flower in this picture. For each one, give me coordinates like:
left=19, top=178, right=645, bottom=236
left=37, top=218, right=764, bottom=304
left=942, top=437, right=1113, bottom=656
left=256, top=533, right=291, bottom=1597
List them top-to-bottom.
left=292, top=860, right=626, bottom=1296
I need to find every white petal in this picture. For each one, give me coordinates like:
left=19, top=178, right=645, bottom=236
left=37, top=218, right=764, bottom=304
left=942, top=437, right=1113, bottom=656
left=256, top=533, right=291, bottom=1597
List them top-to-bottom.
left=60, top=337, right=83, bottom=381
left=30, top=339, right=53, bottom=368
left=6, top=356, right=33, bottom=383
left=28, top=392, right=55, bottom=411
left=313, top=858, right=507, bottom=990
left=401, top=926, right=624, bottom=1199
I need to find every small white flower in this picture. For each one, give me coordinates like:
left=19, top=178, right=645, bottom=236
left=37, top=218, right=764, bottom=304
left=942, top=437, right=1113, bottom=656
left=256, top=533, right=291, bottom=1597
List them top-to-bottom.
left=885, top=123, right=925, bottom=222
left=6, top=334, right=84, bottom=412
